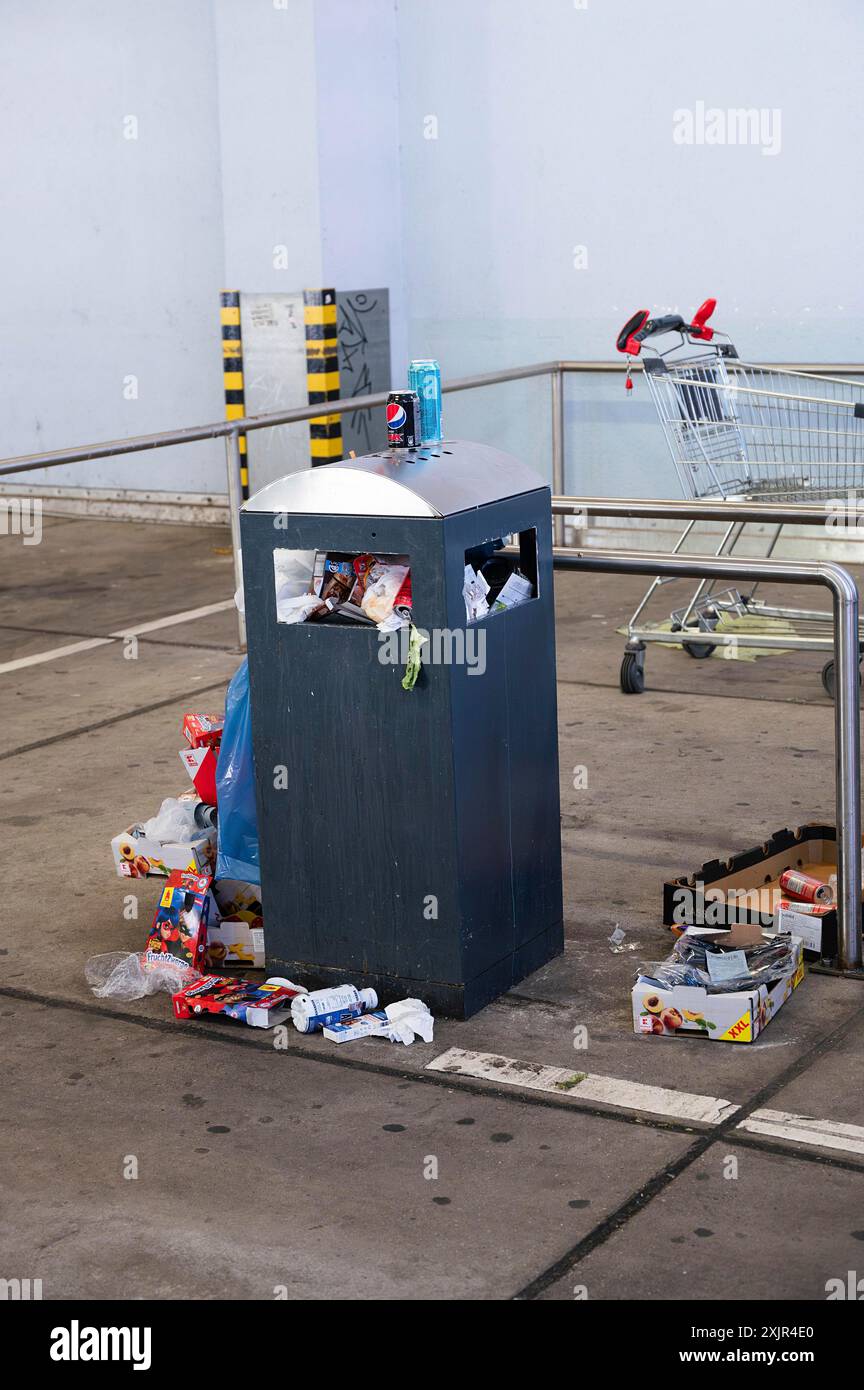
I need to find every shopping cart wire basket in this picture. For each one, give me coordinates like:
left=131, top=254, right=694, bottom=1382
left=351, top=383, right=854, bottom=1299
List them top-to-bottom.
left=613, top=299, right=864, bottom=698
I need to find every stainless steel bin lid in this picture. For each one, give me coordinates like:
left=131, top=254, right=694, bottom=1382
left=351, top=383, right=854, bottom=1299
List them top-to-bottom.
left=242, top=440, right=546, bottom=518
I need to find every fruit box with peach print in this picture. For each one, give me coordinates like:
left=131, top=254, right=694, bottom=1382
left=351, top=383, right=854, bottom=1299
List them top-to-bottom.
left=111, top=820, right=216, bottom=879
left=632, top=935, right=804, bottom=1044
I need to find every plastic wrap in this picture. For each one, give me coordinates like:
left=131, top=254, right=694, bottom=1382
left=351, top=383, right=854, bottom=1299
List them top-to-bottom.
left=140, top=796, right=200, bottom=843
left=638, top=932, right=796, bottom=994
left=85, top=951, right=200, bottom=1001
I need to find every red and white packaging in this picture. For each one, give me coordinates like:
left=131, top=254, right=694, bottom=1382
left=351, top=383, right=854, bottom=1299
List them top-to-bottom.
left=183, top=713, right=224, bottom=751
left=179, top=745, right=218, bottom=807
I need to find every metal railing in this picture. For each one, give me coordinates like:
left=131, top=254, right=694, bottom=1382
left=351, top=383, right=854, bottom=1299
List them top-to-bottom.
left=3, top=356, right=861, bottom=617
left=2, top=359, right=862, bottom=971
left=552, top=535, right=862, bottom=973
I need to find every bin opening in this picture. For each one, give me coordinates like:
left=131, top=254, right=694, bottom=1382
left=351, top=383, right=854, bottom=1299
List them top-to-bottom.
left=463, top=528, right=538, bottom=622
left=274, top=548, right=412, bottom=629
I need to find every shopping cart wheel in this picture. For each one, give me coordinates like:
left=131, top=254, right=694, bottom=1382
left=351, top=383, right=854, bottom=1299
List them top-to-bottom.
left=671, top=620, right=714, bottom=660
left=683, top=639, right=714, bottom=660
left=620, top=650, right=645, bottom=694
left=820, top=659, right=863, bottom=701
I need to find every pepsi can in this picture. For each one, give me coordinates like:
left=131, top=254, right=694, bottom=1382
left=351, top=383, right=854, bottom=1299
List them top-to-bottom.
left=408, top=359, right=443, bottom=444
left=386, top=390, right=421, bottom=448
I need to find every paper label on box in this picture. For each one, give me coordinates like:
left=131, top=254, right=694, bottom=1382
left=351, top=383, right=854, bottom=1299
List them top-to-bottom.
left=775, top=905, right=822, bottom=954
left=251, top=928, right=265, bottom=953
left=706, top=949, right=748, bottom=983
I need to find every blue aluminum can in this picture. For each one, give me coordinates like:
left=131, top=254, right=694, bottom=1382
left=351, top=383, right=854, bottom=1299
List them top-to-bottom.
left=407, top=359, right=443, bottom=444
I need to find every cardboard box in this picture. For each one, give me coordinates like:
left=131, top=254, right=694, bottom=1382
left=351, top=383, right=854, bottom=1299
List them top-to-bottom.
left=183, top=713, right=224, bottom=750
left=179, top=744, right=218, bottom=807
left=112, top=816, right=216, bottom=879
left=662, top=823, right=850, bottom=961
left=144, top=871, right=214, bottom=972
left=207, top=879, right=264, bottom=969
left=633, top=933, right=804, bottom=1044
left=172, top=974, right=300, bottom=1029
left=323, top=1010, right=391, bottom=1044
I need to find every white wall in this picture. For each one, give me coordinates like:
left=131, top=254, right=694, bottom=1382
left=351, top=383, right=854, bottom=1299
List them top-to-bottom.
left=0, top=0, right=227, bottom=491
left=3, top=0, right=863, bottom=501
left=313, top=0, right=408, bottom=375
left=393, top=0, right=864, bottom=494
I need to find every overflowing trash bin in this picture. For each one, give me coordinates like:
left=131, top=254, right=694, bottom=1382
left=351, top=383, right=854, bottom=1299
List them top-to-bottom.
left=239, top=439, right=564, bottom=1017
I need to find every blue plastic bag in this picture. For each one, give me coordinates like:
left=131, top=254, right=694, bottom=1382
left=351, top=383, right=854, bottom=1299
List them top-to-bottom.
left=215, top=658, right=260, bottom=884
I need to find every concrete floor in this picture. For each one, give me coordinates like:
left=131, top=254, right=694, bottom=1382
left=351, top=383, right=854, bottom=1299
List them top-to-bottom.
left=2, top=514, right=864, bottom=1302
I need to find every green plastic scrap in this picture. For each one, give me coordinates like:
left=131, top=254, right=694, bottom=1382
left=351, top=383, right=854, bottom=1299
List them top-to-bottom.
left=401, top=623, right=427, bottom=691
left=555, top=1072, right=587, bottom=1091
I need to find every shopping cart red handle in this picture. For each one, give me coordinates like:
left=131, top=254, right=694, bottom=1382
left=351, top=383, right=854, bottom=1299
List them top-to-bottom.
left=690, top=297, right=716, bottom=341
left=616, top=299, right=717, bottom=353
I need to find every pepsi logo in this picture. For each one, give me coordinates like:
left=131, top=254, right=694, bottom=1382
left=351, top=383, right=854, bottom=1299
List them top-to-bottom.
left=387, top=402, right=407, bottom=430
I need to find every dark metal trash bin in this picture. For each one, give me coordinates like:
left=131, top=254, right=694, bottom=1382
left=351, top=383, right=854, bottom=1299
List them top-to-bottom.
left=240, top=439, right=563, bottom=1017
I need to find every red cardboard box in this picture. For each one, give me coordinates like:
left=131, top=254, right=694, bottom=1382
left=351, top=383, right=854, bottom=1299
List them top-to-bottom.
left=183, top=713, right=224, bottom=751
left=144, top=871, right=214, bottom=971
left=173, top=974, right=302, bottom=1029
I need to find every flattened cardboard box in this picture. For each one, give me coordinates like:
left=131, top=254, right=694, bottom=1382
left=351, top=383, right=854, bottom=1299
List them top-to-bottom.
left=662, top=823, right=852, bottom=961
left=633, top=934, right=805, bottom=1044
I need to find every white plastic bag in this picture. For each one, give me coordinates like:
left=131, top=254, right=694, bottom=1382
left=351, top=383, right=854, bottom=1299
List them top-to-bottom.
left=141, top=796, right=200, bottom=844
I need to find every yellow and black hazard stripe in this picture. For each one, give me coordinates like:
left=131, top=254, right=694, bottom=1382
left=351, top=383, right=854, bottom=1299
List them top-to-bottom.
left=303, top=288, right=342, bottom=465
left=220, top=290, right=249, bottom=498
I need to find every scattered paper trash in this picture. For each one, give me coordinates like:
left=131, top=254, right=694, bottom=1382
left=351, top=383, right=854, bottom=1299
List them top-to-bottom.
left=463, top=564, right=490, bottom=623
left=491, top=570, right=533, bottom=613
left=608, top=924, right=627, bottom=953
left=608, top=924, right=640, bottom=954
left=172, top=975, right=305, bottom=1029
left=321, top=996, right=434, bottom=1046
left=383, top=997, right=434, bottom=1045
left=323, top=1010, right=392, bottom=1044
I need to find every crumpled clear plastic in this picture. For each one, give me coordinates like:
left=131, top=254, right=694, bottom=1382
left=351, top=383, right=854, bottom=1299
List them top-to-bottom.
left=140, top=796, right=200, bottom=844
left=637, top=932, right=796, bottom=994
left=85, top=951, right=200, bottom=1001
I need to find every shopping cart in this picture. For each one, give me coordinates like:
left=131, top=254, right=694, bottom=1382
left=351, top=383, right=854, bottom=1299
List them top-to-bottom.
left=614, top=299, right=864, bottom=698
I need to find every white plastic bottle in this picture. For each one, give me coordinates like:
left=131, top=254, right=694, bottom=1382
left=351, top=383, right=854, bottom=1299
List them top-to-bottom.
left=291, top=984, right=378, bottom=1034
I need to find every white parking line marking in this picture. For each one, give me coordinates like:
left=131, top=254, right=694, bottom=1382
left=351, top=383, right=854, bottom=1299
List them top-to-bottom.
left=0, top=600, right=235, bottom=675
left=109, top=600, right=234, bottom=638
left=0, top=636, right=114, bottom=674
left=426, top=1047, right=739, bottom=1126
left=738, top=1108, right=864, bottom=1156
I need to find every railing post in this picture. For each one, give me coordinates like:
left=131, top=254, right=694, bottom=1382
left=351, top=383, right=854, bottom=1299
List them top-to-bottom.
left=551, top=368, right=565, bottom=545
left=225, top=429, right=247, bottom=650
left=552, top=544, right=863, bottom=974
left=827, top=563, right=862, bottom=970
